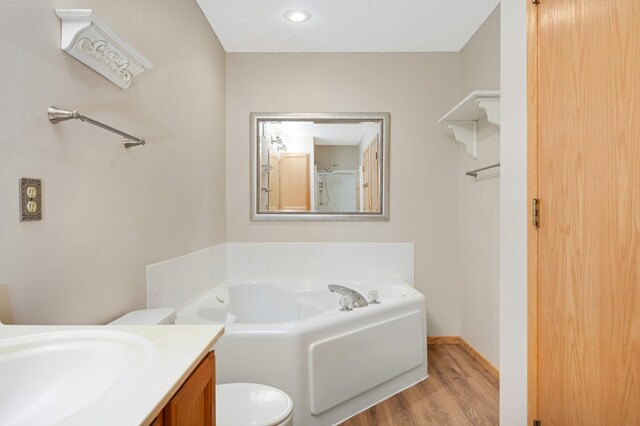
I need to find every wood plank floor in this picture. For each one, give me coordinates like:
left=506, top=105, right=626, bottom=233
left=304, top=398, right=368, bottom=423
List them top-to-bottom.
left=340, top=344, right=499, bottom=426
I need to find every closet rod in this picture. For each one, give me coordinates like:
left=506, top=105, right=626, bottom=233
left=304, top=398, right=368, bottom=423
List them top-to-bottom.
left=466, top=163, right=500, bottom=178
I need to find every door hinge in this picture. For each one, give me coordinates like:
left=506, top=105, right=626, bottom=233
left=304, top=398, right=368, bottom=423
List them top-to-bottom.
left=532, top=0, right=540, bottom=5
left=375, top=152, right=378, bottom=160
left=532, top=198, right=541, bottom=228
left=533, top=420, right=541, bottom=426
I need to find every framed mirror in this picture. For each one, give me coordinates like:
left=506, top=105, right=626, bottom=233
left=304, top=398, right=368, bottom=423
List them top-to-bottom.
left=250, top=113, right=390, bottom=221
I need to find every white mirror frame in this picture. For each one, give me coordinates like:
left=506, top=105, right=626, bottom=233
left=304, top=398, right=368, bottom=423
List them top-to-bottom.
left=250, top=112, right=390, bottom=221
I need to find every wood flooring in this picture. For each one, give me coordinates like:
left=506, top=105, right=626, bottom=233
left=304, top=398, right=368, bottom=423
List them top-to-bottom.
left=340, top=344, right=499, bottom=426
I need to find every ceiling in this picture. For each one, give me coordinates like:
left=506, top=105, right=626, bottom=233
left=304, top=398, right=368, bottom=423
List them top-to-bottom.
left=196, top=0, right=500, bottom=53
left=265, top=122, right=378, bottom=145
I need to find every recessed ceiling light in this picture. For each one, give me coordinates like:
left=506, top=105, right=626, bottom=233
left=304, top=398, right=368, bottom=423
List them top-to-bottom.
left=284, top=10, right=311, bottom=23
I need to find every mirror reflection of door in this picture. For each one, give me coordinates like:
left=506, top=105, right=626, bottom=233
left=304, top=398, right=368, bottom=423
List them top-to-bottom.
left=361, top=136, right=379, bottom=212
left=369, top=136, right=379, bottom=212
left=362, top=146, right=370, bottom=211
left=267, top=153, right=279, bottom=210
left=268, top=153, right=310, bottom=211
left=279, top=153, right=310, bottom=211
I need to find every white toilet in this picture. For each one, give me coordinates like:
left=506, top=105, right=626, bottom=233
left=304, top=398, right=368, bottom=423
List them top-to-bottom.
left=109, top=309, right=294, bottom=426
left=216, top=383, right=293, bottom=426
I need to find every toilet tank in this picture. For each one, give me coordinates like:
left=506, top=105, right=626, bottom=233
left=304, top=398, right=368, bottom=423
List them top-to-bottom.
left=109, top=308, right=176, bottom=325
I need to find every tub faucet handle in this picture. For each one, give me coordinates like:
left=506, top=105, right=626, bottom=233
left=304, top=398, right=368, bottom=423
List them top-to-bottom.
left=368, top=290, right=380, bottom=304
left=339, top=296, right=353, bottom=311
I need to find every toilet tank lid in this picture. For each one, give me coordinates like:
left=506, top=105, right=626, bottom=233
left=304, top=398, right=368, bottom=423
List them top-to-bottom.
left=109, top=308, right=177, bottom=325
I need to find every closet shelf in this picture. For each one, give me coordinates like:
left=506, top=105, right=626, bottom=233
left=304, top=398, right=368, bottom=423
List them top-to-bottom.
left=437, top=90, right=500, bottom=159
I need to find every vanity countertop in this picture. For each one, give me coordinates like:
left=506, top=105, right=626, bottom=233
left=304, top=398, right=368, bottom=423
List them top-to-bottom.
left=0, top=324, right=224, bottom=425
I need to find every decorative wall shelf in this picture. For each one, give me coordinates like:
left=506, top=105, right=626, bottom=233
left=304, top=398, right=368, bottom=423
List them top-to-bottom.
left=55, top=9, right=153, bottom=89
left=437, top=90, right=500, bottom=158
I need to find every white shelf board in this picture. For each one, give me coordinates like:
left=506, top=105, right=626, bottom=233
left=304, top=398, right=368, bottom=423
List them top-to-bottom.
left=438, top=90, right=500, bottom=159
left=438, top=90, right=500, bottom=124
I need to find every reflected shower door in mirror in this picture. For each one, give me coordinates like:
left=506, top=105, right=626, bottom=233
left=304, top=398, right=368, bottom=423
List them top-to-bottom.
left=251, top=113, right=389, bottom=221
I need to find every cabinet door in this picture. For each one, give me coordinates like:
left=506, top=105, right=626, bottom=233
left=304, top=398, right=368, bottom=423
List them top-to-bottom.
left=164, top=352, right=215, bottom=426
left=150, top=414, right=163, bottom=426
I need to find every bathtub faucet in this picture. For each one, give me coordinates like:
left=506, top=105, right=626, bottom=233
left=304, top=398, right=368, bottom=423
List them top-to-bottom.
left=328, top=285, right=369, bottom=308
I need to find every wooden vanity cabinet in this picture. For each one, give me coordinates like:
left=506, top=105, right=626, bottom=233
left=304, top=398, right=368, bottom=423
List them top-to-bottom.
left=150, top=351, right=215, bottom=426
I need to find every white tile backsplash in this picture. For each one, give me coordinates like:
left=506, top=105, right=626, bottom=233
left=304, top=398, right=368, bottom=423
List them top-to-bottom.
left=146, top=242, right=414, bottom=309
left=227, top=242, right=414, bottom=284
left=357, top=243, right=380, bottom=261
left=146, top=244, right=227, bottom=310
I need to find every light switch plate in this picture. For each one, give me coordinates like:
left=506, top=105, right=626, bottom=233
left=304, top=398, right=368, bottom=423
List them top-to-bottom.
left=20, top=178, right=42, bottom=221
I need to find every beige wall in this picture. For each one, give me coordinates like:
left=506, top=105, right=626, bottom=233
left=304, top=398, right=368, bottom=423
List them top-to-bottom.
left=0, top=0, right=226, bottom=324
left=458, top=6, right=501, bottom=366
left=226, top=53, right=465, bottom=335
left=314, top=145, right=359, bottom=171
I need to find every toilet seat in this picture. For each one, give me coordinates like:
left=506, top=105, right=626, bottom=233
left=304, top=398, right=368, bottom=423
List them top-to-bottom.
left=216, top=383, right=293, bottom=426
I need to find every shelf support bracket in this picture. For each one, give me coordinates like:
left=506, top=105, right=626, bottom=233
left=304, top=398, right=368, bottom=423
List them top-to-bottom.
left=476, top=98, right=501, bottom=125
left=447, top=121, right=477, bottom=158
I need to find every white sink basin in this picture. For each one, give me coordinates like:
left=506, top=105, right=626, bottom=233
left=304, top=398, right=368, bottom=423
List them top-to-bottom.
left=0, top=330, right=154, bottom=426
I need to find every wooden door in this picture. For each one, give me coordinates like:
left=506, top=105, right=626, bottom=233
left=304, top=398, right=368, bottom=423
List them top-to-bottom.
left=530, top=0, right=640, bottom=424
left=368, top=136, right=379, bottom=213
left=362, top=147, right=370, bottom=211
left=279, top=153, right=310, bottom=211
left=268, top=154, right=280, bottom=210
left=164, top=352, right=215, bottom=426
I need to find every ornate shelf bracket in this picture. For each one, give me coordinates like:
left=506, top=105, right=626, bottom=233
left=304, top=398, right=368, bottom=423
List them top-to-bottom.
left=55, top=9, right=153, bottom=89
left=438, top=90, right=500, bottom=159
left=476, top=98, right=501, bottom=125
left=447, top=121, right=478, bottom=158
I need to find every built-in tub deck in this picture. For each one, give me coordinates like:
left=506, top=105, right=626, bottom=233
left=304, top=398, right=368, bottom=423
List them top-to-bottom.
left=176, top=279, right=428, bottom=426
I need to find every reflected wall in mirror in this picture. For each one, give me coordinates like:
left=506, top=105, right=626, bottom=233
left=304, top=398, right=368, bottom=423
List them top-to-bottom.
left=251, top=113, right=390, bottom=221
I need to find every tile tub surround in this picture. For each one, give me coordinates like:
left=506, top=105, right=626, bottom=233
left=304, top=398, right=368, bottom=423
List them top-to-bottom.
left=147, top=242, right=414, bottom=310
left=228, top=242, right=414, bottom=284
left=147, top=244, right=226, bottom=310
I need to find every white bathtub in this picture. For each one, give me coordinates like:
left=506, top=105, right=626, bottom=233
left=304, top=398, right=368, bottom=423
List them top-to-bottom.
left=176, top=279, right=428, bottom=426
